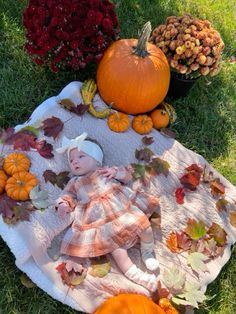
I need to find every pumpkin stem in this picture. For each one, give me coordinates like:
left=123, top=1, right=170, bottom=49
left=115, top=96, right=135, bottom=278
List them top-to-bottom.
left=133, top=21, right=152, bottom=58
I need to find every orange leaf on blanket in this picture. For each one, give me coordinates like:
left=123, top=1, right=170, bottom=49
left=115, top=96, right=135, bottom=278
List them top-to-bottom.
left=42, top=116, right=64, bottom=139
left=43, top=170, right=70, bottom=189
left=210, top=178, right=225, bottom=197
left=175, top=187, right=185, bottom=204
left=229, top=211, right=236, bottom=227
left=184, top=219, right=207, bottom=240
left=207, top=222, right=227, bottom=246
left=166, top=232, right=181, bottom=253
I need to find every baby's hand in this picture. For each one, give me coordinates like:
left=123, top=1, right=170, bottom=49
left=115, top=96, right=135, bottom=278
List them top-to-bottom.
left=97, top=167, right=117, bottom=180
left=56, top=203, right=72, bottom=219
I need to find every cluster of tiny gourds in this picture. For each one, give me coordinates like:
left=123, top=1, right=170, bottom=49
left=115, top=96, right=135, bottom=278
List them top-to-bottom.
left=0, top=152, right=38, bottom=201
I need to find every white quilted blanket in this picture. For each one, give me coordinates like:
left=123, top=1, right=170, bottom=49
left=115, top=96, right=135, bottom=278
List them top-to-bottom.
left=0, top=81, right=236, bottom=313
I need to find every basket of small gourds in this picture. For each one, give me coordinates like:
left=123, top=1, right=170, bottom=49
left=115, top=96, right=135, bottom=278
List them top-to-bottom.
left=0, top=152, right=38, bottom=201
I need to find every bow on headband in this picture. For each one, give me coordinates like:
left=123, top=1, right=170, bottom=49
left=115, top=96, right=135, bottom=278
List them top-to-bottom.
left=56, top=132, right=103, bottom=164
left=56, top=132, right=88, bottom=155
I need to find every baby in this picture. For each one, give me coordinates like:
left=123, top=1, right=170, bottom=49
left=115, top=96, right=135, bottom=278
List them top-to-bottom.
left=55, top=132, right=160, bottom=292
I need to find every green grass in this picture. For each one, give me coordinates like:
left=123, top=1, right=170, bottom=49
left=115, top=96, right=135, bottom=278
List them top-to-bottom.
left=0, top=0, right=236, bottom=313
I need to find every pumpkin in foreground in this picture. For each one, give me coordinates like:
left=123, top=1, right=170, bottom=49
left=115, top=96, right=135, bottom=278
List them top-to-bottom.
left=97, top=22, right=170, bottom=115
left=3, top=152, right=30, bottom=176
left=5, top=171, right=38, bottom=201
left=93, top=293, right=166, bottom=314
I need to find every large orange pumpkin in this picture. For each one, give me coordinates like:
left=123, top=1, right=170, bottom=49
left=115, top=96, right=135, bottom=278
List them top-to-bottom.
left=97, top=22, right=170, bottom=115
left=5, top=171, right=38, bottom=201
left=94, top=294, right=166, bottom=314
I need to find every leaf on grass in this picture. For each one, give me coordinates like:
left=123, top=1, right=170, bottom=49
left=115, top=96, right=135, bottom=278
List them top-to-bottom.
left=42, top=116, right=64, bottom=139
left=160, top=128, right=176, bottom=139
left=142, top=136, right=154, bottom=145
left=34, top=139, right=54, bottom=159
left=135, top=148, right=154, bottom=162
left=149, top=157, right=170, bottom=177
left=43, top=170, right=70, bottom=189
left=210, top=178, right=225, bottom=197
left=29, top=185, right=50, bottom=209
left=175, top=187, right=185, bottom=204
left=216, top=198, right=229, bottom=212
left=229, top=211, right=236, bottom=228
left=184, top=219, right=207, bottom=240
left=207, top=222, right=227, bottom=246
left=166, top=232, right=181, bottom=253
left=187, top=252, right=208, bottom=272
left=89, top=256, right=111, bottom=278
left=56, top=262, right=87, bottom=288
left=162, top=266, right=186, bottom=291
left=20, top=273, right=35, bottom=288
left=157, top=280, right=170, bottom=299
left=173, top=281, right=206, bottom=308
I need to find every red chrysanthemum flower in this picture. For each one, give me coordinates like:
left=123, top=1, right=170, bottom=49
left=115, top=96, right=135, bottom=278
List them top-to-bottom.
left=23, top=0, right=120, bottom=72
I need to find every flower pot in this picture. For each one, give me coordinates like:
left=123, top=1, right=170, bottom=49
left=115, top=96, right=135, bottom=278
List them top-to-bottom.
left=167, top=72, right=197, bottom=99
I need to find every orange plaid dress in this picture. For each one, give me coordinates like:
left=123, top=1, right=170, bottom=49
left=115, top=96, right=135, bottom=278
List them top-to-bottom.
left=58, top=167, right=159, bottom=258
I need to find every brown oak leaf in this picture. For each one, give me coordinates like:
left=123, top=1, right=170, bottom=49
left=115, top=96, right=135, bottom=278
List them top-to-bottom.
left=42, top=116, right=64, bottom=139
left=216, top=198, right=229, bottom=212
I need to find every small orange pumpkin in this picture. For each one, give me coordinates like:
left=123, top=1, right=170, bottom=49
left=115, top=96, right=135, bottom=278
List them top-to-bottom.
left=97, top=22, right=170, bottom=114
left=150, top=109, right=170, bottom=129
left=107, top=112, right=130, bottom=133
left=132, top=115, right=153, bottom=134
left=3, top=152, right=30, bottom=176
left=0, top=170, right=8, bottom=194
left=5, top=171, right=38, bottom=201
left=94, top=294, right=166, bottom=314
left=158, top=298, right=180, bottom=314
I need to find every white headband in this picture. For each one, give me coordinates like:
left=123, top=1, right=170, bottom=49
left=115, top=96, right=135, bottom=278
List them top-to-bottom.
left=56, top=132, right=103, bottom=164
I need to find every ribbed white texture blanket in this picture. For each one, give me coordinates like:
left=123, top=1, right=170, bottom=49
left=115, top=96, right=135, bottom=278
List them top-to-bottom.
left=0, top=81, right=236, bottom=313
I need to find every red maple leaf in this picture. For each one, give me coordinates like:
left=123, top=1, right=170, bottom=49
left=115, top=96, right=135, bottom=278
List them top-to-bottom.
left=70, top=103, right=89, bottom=116
left=42, top=116, right=64, bottom=139
left=12, top=132, right=36, bottom=151
left=34, top=139, right=54, bottom=159
left=180, top=172, right=200, bottom=190
left=175, top=187, right=185, bottom=204
left=176, top=231, right=192, bottom=251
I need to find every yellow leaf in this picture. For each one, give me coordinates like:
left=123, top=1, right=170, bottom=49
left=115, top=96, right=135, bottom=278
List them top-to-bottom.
left=89, top=257, right=111, bottom=278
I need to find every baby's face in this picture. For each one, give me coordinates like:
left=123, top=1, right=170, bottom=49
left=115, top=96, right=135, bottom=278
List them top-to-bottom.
left=69, top=148, right=98, bottom=176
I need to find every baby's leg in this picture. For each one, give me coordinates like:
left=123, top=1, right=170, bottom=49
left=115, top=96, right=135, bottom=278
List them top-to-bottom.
left=140, top=226, right=159, bottom=271
left=111, top=248, right=157, bottom=292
